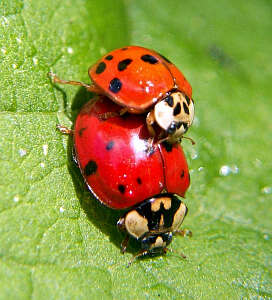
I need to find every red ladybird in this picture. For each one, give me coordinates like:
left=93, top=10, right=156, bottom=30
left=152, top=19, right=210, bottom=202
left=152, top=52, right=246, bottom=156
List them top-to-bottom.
left=51, top=45, right=194, bottom=143
left=57, top=96, right=191, bottom=260
left=61, top=97, right=190, bottom=209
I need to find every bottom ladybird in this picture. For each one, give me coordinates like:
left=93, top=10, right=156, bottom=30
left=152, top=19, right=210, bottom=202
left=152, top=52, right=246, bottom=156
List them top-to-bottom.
left=57, top=96, right=192, bottom=264
left=118, top=193, right=191, bottom=265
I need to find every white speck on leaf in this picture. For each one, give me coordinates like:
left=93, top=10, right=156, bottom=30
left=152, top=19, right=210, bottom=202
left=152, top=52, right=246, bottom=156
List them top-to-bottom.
left=1, top=16, right=9, bottom=26
left=16, top=37, right=22, bottom=43
left=67, top=47, right=73, bottom=54
left=1, top=48, right=6, bottom=54
left=33, top=57, right=38, bottom=65
left=12, top=64, right=17, bottom=69
left=43, top=144, right=48, bottom=156
left=19, top=149, right=27, bottom=157
left=191, top=149, right=198, bottom=160
left=40, top=162, right=45, bottom=168
left=219, top=165, right=239, bottom=176
left=220, top=165, right=231, bottom=176
left=261, top=186, right=272, bottom=194
left=13, top=196, right=19, bottom=202
left=60, top=207, right=65, bottom=213
left=263, top=234, right=269, bottom=240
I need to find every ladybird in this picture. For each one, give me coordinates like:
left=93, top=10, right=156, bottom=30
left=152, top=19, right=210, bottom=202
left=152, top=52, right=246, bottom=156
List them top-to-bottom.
left=51, top=45, right=194, bottom=143
left=57, top=96, right=191, bottom=261
left=64, top=96, right=190, bottom=209
left=117, top=193, right=190, bottom=265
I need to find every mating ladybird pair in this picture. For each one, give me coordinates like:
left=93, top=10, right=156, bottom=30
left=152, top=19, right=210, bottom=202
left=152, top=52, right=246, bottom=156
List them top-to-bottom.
left=52, top=46, right=194, bottom=264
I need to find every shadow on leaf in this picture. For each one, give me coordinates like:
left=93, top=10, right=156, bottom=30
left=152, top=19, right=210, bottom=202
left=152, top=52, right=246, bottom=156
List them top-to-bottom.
left=60, top=87, right=140, bottom=255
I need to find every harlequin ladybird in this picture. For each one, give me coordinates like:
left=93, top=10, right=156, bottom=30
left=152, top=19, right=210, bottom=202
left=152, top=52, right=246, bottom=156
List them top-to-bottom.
left=51, top=45, right=194, bottom=143
left=57, top=96, right=191, bottom=261
left=59, top=96, right=190, bottom=209
left=117, top=193, right=190, bottom=264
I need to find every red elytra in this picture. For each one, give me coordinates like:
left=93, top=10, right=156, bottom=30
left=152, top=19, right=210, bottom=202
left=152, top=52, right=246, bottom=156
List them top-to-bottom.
left=89, top=45, right=192, bottom=112
left=74, top=96, right=190, bottom=209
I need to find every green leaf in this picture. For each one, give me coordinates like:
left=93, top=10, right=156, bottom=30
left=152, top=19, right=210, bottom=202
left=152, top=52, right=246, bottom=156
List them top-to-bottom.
left=0, top=0, right=271, bottom=299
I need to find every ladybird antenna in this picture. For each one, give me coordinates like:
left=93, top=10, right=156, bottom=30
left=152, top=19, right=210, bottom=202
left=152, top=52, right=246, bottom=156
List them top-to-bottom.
left=181, top=136, right=195, bottom=145
left=164, top=247, right=187, bottom=259
left=127, top=250, right=148, bottom=267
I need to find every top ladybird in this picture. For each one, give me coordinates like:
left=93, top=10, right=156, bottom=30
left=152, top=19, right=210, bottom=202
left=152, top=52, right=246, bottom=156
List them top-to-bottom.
left=51, top=46, right=194, bottom=143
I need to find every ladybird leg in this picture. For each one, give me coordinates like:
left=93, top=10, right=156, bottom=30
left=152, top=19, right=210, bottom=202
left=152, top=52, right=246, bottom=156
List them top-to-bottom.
left=49, top=72, right=102, bottom=94
left=98, top=108, right=128, bottom=121
left=119, top=108, right=128, bottom=116
left=146, top=111, right=156, bottom=138
left=56, top=124, right=74, bottom=136
left=156, top=136, right=169, bottom=145
left=146, top=137, right=155, bottom=155
left=72, top=146, right=78, bottom=166
left=175, top=229, right=193, bottom=238
left=120, top=235, right=130, bottom=254
left=163, top=247, right=170, bottom=255
left=164, top=247, right=187, bottom=259
left=127, top=250, right=149, bottom=267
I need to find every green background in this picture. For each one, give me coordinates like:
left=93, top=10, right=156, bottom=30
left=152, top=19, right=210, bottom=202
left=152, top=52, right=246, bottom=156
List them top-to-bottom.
left=0, top=0, right=271, bottom=299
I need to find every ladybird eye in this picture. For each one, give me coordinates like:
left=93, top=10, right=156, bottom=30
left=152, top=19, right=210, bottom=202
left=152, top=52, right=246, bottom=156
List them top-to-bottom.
left=167, top=122, right=177, bottom=134
left=161, top=232, right=172, bottom=245
left=141, top=235, right=156, bottom=250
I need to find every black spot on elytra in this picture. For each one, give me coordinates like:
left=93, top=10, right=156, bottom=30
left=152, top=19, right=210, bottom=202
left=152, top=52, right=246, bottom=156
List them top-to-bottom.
left=121, top=47, right=128, bottom=50
left=159, top=53, right=171, bottom=64
left=141, top=54, right=158, bottom=64
left=105, top=55, right=113, bottom=60
left=118, top=59, right=132, bottom=71
left=96, top=62, right=106, bottom=74
left=109, top=78, right=122, bottom=93
left=165, top=95, right=174, bottom=107
left=185, top=95, right=190, bottom=106
left=183, top=102, right=189, bottom=115
left=173, top=103, right=181, bottom=116
left=78, top=127, right=87, bottom=137
left=106, top=141, right=114, bottom=150
left=163, top=141, right=173, bottom=152
left=84, top=160, right=97, bottom=176
left=180, top=170, right=185, bottom=178
left=137, top=177, right=142, bottom=185
left=118, top=184, right=126, bottom=194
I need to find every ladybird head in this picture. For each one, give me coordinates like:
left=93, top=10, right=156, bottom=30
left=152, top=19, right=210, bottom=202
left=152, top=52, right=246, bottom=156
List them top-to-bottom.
left=154, top=91, right=194, bottom=139
left=117, top=194, right=188, bottom=253
left=141, top=232, right=173, bottom=253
